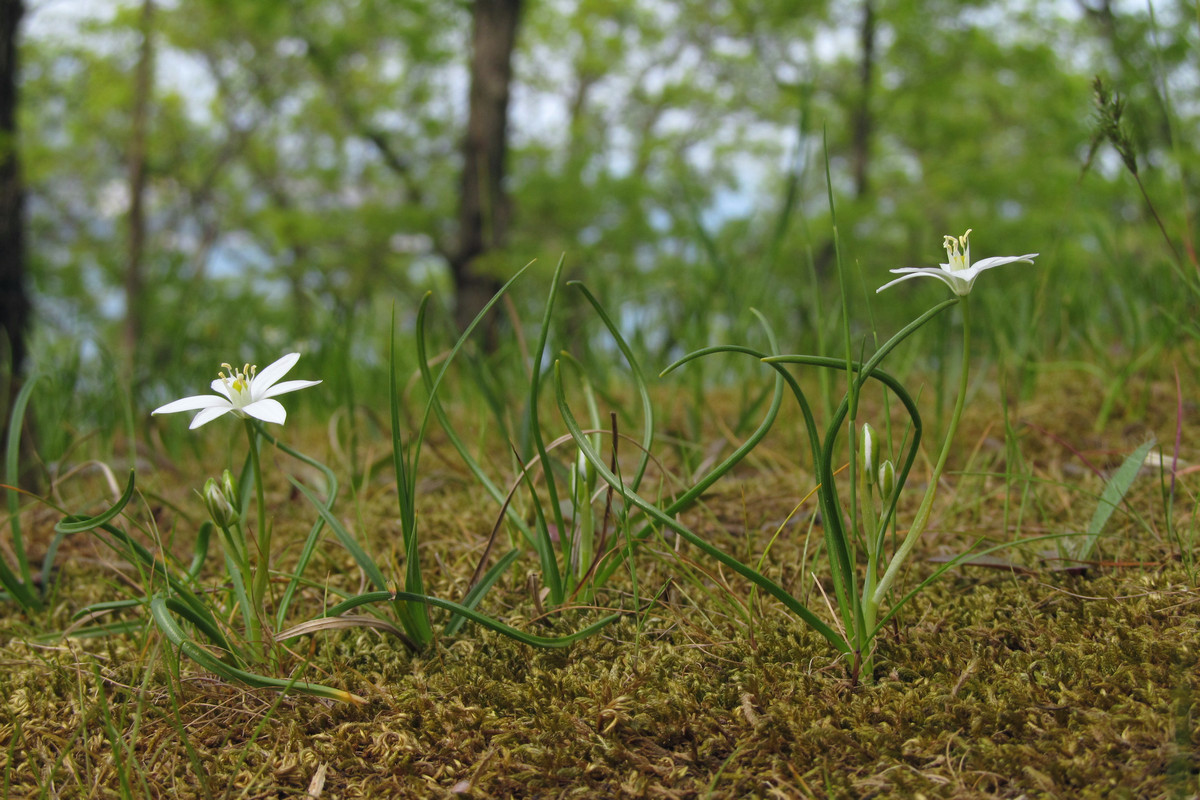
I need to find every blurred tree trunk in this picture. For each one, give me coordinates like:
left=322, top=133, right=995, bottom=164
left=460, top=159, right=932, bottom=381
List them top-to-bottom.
left=0, top=0, right=27, bottom=418
left=124, top=0, right=154, bottom=373
left=449, top=0, right=521, bottom=346
left=814, top=0, right=876, bottom=277
left=850, top=0, right=876, bottom=198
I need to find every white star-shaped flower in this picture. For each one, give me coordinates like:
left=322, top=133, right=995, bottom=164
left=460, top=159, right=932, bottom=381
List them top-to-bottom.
left=876, top=229, right=1038, bottom=296
left=152, top=353, right=320, bottom=429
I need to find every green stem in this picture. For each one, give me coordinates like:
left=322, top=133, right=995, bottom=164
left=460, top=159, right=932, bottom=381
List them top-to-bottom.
left=872, top=296, right=971, bottom=608
left=245, top=419, right=269, bottom=656
left=253, top=424, right=340, bottom=630
left=574, top=456, right=595, bottom=593
left=860, top=474, right=881, bottom=616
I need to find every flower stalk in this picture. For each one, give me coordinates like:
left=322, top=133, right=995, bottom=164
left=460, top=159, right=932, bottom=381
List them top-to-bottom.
left=744, top=229, right=1038, bottom=682
left=863, top=296, right=973, bottom=656
left=153, top=353, right=320, bottom=661
left=245, top=418, right=271, bottom=659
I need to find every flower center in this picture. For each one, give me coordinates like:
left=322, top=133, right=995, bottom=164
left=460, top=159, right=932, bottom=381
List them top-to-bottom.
left=942, top=229, right=972, bottom=272
left=219, top=363, right=257, bottom=408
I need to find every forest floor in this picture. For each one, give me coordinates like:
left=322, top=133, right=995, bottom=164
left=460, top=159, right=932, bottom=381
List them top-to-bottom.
left=2, top=366, right=1199, bottom=798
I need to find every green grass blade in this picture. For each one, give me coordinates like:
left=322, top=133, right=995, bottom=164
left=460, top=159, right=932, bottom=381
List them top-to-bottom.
left=526, top=255, right=571, bottom=561
left=411, top=273, right=538, bottom=539
left=569, top=280, right=655, bottom=492
left=389, top=306, right=431, bottom=640
left=595, top=339, right=791, bottom=586
left=556, top=360, right=850, bottom=654
left=3, top=374, right=40, bottom=607
left=253, top=426, right=339, bottom=629
left=1076, top=439, right=1156, bottom=562
left=513, top=448, right=565, bottom=603
left=53, top=471, right=137, bottom=534
left=288, top=477, right=434, bottom=646
left=290, top=479, right=388, bottom=592
left=83, top=521, right=233, bottom=648
left=184, top=522, right=212, bottom=580
left=444, top=547, right=521, bottom=637
left=150, top=596, right=363, bottom=704
left=155, top=596, right=239, bottom=665
left=73, top=598, right=146, bottom=618
left=61, top=619, right=147, bottom=639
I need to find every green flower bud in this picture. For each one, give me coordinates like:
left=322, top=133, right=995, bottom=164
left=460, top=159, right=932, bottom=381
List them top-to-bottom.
left=878, top=459, right=896, bottom=499
left=221, top=469, right=238, bottom=505
left=203, top=472, right=239, bottom=528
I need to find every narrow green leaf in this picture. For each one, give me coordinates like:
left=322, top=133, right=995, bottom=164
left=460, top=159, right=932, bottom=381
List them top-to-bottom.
left=570, top=281, right=655, bottom=492
left=556, top=360, right=850, bottom=654
left=3, top=374, right=40, bottom=607
left=1076, top=439, right=1156, bottom=561
left=54, top=471, right=137, bottom=534
left=290, top=479, right=388, bottom=592
left=445, top=548, right=521, bottom=636
left=150, top=597, right=363, bottom=704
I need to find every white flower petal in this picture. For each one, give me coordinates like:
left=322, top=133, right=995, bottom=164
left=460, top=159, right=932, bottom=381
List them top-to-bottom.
left=878, top=241, right=1038, bottom=296
left=964, top=254, right=1037, bottom=273
left=876, top=268, right=959, bottom=294
left=154, top=352, right=317, bottom=430
left=252, top=353, right=301, bottom=395
left=210, top=379, right=234, bottom=401
left=260, top=379, right=322, bottom=400
left=154, top=395, right=233, bottom=415
left=242, top=398, right=287, bottom=425
left=189, top=406, right=234, bottom=429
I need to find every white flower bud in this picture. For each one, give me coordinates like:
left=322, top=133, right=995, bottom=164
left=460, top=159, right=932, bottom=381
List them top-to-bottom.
left=572, top=448, right=595, bottom=501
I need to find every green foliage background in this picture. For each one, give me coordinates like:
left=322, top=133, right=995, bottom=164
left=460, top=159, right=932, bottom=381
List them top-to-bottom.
left=17, top=0, right=1200, bottom=439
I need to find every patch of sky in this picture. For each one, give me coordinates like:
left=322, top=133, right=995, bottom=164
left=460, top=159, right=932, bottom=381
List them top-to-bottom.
left=25, top=0, right=119, bottom=42
left=96, top=179, right=129, bottom=219
left=999, top=200, right=1023, bottom=220
left=578, top=225, right=602, bottom=248
left=208, top=231, right=272, bottom=283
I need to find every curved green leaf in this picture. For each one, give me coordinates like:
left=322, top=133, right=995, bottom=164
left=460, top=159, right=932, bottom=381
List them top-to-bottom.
left=54, top=471, right=137, bottom=534
left=150, top=596, right=363, bottom=704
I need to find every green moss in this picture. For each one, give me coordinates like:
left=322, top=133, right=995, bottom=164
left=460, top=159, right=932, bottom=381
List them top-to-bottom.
left=2, top=373, right=1199, bottom=798
left=4, top=569, right=1194, bottom=798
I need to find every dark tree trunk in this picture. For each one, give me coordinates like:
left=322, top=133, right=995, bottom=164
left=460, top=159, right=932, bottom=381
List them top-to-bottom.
left=0, top=0, right=27, bottom=413
left=124, top=0, right=154, bottom=371
left=449, top=0, right=521, bottom=345
left=812, top=0, right=876, bottom=279
left=850, top=0, right=876, bottom=199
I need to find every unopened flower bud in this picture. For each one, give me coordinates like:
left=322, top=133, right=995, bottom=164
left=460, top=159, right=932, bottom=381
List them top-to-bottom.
left=860, top=423, right=877, bottom=485
left=572, top=448, right=595, bottom=500
left=577, top=449, right=592, bottom=480
left=878, top=460, right=896, bottom=499
left=221, top=469, right=238, bottom=505
left=203, top=472, right=239, bottom=528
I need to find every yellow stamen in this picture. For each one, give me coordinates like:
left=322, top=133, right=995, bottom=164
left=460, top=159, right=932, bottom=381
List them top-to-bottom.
left=943, top=229, right=973, bottom=272
left=218, top=362, right=257, bottom=398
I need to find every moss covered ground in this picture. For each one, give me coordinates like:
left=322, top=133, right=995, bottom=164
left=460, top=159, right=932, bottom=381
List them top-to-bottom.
left=2, top=369, right=1198, bottom=798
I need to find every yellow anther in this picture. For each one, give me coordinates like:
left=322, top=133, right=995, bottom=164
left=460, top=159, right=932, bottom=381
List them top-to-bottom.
left=943, top=229, right=973, bottom=272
